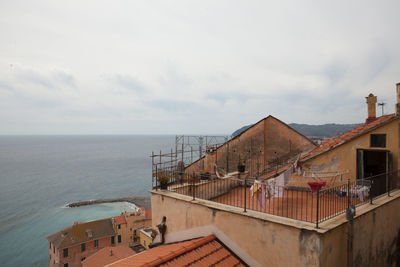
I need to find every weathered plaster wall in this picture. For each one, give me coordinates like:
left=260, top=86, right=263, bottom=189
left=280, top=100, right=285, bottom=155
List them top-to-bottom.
left=185, top=116, right=316, bottom=176
left=264, top=117, right=316, bottom=163
left=302, top=119, right=399, bottom=181
left=174, top=179, right=240, bottom=200
left=151, top=190, right=400, bottom=267
left=151, top=191, right=321, bottom=267
left=321, top=191, right=400, bottom=267
left=58, top=236, right=113, bottom=267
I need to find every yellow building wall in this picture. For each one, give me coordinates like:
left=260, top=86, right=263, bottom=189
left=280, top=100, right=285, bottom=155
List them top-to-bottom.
left=301, top=119, right=399, bottom=182
left=139, top=231, right=153, bottom=250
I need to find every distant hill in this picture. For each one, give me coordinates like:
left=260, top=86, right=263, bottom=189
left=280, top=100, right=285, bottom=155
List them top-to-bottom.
left=232, top=122, right=362, bottom=138
left=289, top=123, right=362, bottom=138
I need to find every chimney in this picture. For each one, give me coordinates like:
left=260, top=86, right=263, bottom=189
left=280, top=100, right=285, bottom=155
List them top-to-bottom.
left=396, top=83, right=400, bottom=116
left=365, top=93, right=377, bottom=124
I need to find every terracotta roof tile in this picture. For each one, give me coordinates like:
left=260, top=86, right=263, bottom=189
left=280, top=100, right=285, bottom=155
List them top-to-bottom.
left=259, top=114, right=397, bottom=179
left=301, top=114, right=397, bottom=161
left=145, top=209, right=152, bottom=219
left=113, top=215, right=126, bottom=225
left=47, top=218, right=116, bottom=249
left=106, top=235, right=247, bottom=267
left=82, top=246, right=135, bottom=267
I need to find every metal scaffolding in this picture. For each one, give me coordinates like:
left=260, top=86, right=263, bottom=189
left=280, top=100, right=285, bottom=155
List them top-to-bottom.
left=151, top=135, right=228, bottom=186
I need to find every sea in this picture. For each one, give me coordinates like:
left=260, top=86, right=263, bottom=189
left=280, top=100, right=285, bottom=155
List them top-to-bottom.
left=0, top=135, right=175, bottom=267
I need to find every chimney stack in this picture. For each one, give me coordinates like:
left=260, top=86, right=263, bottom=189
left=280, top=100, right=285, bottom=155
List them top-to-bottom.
left=396, top=83, right=400, bottom=116
left=365, top=93, right=377, bottom=124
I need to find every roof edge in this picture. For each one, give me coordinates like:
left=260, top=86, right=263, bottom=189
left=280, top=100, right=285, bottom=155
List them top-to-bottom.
left=301, top=115, right=398, bottom=162
left=147, top=235, right=215, bottom=266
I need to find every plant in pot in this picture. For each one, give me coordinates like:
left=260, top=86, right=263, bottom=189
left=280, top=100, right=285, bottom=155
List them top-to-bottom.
left=238, top=160, right=246, bottom=173
left=200, top=171, right=211, bottom=180
left=157, top=174, right=170, bottom=190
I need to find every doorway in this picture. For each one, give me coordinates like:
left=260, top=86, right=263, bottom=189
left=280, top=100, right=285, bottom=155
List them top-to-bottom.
left=357, top=149, right=391, bottom=197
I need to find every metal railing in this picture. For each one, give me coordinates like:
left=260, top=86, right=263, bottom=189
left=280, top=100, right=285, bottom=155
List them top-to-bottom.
left=153, top=170, right=400, bottom=227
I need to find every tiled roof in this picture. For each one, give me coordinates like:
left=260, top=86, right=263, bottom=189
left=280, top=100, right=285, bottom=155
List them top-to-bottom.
left=260, top=114, right=398, bottom=179
left=301, top=114, right=397, bottom=161
left=145, top=209, right=151, bottom=219
left=113, top=215, right=126, bottom=225
left=47, top=218, right=116, bottom=249
left=106, top=235, right=247, bottom=267
left=82, top=246, right=135, bottom=267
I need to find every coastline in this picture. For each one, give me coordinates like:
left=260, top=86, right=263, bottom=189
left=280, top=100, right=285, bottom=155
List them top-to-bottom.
left=67, top=197, right=151, bottom=210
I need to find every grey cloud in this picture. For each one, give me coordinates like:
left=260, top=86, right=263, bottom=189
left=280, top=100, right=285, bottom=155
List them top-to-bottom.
left=365, top=44, right=391, bottom=82
left=323, top=62, right=347, bottom=86
left=158, top=65, right=192, bottom=90
left=17, top=69, right=54, bottom=89
left=52, top=70, right=76, bottom=87
left=108, top=74, right=147, bottom=93
left=0, top=80, right=16, bottom=92
left=206, top=93, right=229, bottom=104
left=150, top=99, right=197, bottom=112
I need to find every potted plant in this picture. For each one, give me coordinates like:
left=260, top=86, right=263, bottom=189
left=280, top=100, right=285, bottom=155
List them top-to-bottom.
left=238, top=160, right=246, bottom=173
left=200, top=171, right=211, bottom=180
left=157, top=174, right=170, bottom=190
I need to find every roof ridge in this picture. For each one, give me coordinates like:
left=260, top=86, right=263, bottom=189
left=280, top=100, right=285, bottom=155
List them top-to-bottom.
left=300, top=114, right=397, bottom=162
left=146, top=234, right=216, bottom=266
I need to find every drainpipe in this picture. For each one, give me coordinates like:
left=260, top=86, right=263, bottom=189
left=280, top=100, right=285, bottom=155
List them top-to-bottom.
left=396, top=83, right=400, bottom=175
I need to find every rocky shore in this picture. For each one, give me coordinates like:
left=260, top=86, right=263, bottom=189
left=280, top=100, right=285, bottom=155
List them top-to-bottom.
left=67, top=197, right=151, bottom=210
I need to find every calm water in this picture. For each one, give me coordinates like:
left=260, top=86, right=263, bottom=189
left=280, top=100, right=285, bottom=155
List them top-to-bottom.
left=0, top=135, right=174, bottom=267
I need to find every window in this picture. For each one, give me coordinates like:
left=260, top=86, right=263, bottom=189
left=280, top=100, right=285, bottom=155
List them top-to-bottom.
left=371, top=134, right=386, bottom=148
left=118, top=224, right=121, bottom=229
left=118, top=235, right=122, bottom=243
left=111, top=236, right=115, bottom=245
left=94, top=240, right=98, bottom=248
left=144, top=240, right=146, bottom=247
left=49, top=242, right=51, bottom=249
left=81, top=243, right=86, bottom=252
left=53, top=244, right=55, bottom=254
left=63, top=248, right=68, bottom=258
left=81, top=257, right=86, bottom=261
left=64, top=263, right=68, bottom=267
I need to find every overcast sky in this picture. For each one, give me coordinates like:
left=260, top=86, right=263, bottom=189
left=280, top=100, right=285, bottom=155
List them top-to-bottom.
left=1, top=0, right=400, bottom=135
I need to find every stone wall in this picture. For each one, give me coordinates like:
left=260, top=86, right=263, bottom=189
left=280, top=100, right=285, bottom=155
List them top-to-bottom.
left=185, top=116, right=316, bottom=176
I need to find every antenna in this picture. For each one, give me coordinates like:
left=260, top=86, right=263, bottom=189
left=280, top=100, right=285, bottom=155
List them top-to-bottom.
left=378, top=102, right=385, bottom=116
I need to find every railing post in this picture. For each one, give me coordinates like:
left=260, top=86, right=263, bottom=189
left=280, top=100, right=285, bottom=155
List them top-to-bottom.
left=155, top=165, right=158, bottom=191
left=387, top=172, right=391, bottom=197
left=192, top=173, right=195, bottom=200
left=244, top=178, right=247, bottom=212
left=347, top=179, right=351, bottom=208
left=370, top=179, right=373, bottom=204
left=316, top=188, right=320, bottom=228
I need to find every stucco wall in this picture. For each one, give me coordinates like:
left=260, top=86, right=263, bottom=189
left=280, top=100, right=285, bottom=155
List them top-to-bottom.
left=185, top=116, right=316, bottom=176
left=302, top=119, right=399, bottom=181
left=174, top=178, right=240, bottom=200
left=151, top=189, right=400, bottom=267
left=151, top=191, right=321, bottom=267
left=321, top=191, right=400, bottom=267
left=58, top=236, right=114, bottom=267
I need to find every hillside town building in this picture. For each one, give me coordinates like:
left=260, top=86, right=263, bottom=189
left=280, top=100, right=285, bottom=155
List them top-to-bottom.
left=148, top=82, right=400, bottom=266
left=47, top=207, right=151, bottom=267
left=47, top=218, right=116, bottom=267
left=81, top=246, right=135, bottom=267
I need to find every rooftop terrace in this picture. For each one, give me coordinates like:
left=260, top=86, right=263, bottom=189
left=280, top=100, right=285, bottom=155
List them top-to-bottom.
left=153, top=170, right=400, bottom=227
